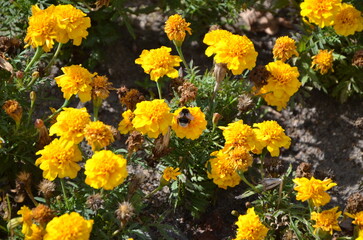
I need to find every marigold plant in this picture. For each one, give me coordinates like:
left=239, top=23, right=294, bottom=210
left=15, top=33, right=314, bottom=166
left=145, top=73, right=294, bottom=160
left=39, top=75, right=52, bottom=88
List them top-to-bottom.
left=171, top=107, right=207, bottom=140
left=234, top=207, right=269, bottom=240
left=311, top=207, right=342, bottom=235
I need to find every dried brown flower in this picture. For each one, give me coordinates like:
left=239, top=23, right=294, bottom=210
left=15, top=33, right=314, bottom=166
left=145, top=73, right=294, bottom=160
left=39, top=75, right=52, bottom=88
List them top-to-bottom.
left=94, top=0, right=111, bottom=10
left=0, top=36, right=21, bottom=57
left=352, top=49, right=363, bottom=67
left=213, top=62, right=228, bottom=95
left=249, top=65, right=270, bottom=89
left=91, top=75, right=112, bottom=100
left=178, top=81, right=198, bottom=105
left=118, top=87, right=145, bottom=111
left=237, top=94, right=254, bottom=114
left=2, top=100, right=22, bottom=124
left=212, top=113, right=222, bottom=126
left=35, top=119, right=52, bottom=150
left=147, top=129, right=171, bottom=166
left=126, top=131, right=144, bottom=153
left=264, top=157, right=285, bottom=178
left=295, top=162, right=313, bottom=179
left=12, top=172, right=31, bottom=203
left=38, top=179, right=56, bottom=199
left=345, top=192, right=363, bottom=214
left=86, top=193, right=104, bottom=211
left=115, top=201, right=134, bottom=228
left=32, top=204, right=54, bottom=225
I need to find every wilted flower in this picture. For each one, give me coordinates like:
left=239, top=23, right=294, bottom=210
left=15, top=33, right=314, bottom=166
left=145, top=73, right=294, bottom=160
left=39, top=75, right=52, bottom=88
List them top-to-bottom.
left=300, top=0, right=342, bottom=28
left=333, top=3, right=363, bottom=36
left=164, top=14, right=192, bottom=46
left=272, top=36, right=299, bottom=62
left=135, top=46, right=182, bottom=81
left=311, top=49, right=334, bottom=75
left=352, top=49, right=363, bottom=67
left=55, top=65, right=95, bottom=102
left=249, top=65, right=270, bottom=89
left=91, top=74, right=112, bottom=101
left=178, top=81, right=198, bottom=105
left=118, top=87, right=145, bottom=111
left=237, top=94, right=254, bottom=114
left=2, top=99, right=23, bottom=125
left=132, top=99, right=173, bottom=138
left=171, top=107, right=207, bottom=140
left=118, top=110, right=135, bottom=135
left=34, top=119, right=52, bottom=149
left=83, top=121, right=114, bottom=151
left=126, top=131, right=144, bottom=153
left=85, top=150, right=128, bottom=190
left=162, top=167, right=181, bottom=182
left=293, top=177, right=337, bottom=207
left=38, top=179, right=56, bottom=199
left=86, top=193, right=104, bottom=211
left=115, top=201, right=135, bottom=227
left=31, top=204, right=54, bottom=225
left=234, top=207, right=269, bottom=240
left=311, top=207, right=342, bottom=235
left=43, top=212, right=93, bottom=240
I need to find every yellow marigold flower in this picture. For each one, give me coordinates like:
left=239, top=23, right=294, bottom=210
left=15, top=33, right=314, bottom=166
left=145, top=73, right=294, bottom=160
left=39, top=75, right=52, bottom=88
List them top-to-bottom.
left=300, top=0, right=342, bottom=28
left=333, top=3, right=363, bottom=36
left=53, top=4, right=91, bottom=46
left=24, top=5, right=58, bottom=52
left=164, top=14, right=192, bottom=44
left=203, top=29, right=233, bottom=57
left=209, top=34, right=258, bottom=75
left=272, top=36, right=299, bottom=62
left=135, top=46, right=182, bottom=81
left=311, top=49, right=334, bottom=75
left=257, top=61, right=301, bottom=111
left=55, top=65, right=96, bottom=102
left=91, top=74, right=112, bottom=100
left=2, top=99, right=23, bottom=124
left=132, top=99, right=173, bottom=138
left=49, top=107, right=90, bottom=144
left=171, top=107, right=207, bottom=140
left=118, top=110, right=135, bottom=134
left=219, top=120, right=263, bottom=154
left=253, top=120, right=291, bottom=157
left=84, top=121, right=114, bottom=151
left=35, top=138, right=82, bottom=181
left=207, top=147, right=253, bottom=189
left=85, top=150, right=128, bottom=190
left=162, top=167, right=181, bottom=181
left=293, top=177, right=337, bottom=207
left=17, top=206, right=33, bottom=236
left=234, top=207, right=269, bottom=240
left=311, top=207, right=342, bottom=235
left=346, top=211, right=363, bottom=229
left=43, top=212, right=93, bottom=240
left=25, top=224, right=45, bottom=240
left=358, top=229, right=363, bottom=240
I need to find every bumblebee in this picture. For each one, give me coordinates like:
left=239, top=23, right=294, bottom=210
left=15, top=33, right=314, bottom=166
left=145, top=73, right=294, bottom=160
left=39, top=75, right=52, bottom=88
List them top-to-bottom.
left=177, top=108, right=194, bottom=127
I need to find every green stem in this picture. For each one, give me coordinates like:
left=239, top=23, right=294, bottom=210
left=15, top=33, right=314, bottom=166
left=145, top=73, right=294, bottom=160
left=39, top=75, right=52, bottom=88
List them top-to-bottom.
left=174, top=42, right=191, bottom=73
left=45, top=43, right=63, bottom=72
left=24, top=47, right=43, bottom=73
left=156, top=81, right=162, bottom=99
left=45, top=98, right=71, bottom=123
left=93, top=103, right=99, bottom=122
left=260, top=148, right=268, bottom=179
left=239, top=172, right=260, bottom=193
left=60, top=178, right=70, bottom=210
left=145, top=185, right=162, bottom=199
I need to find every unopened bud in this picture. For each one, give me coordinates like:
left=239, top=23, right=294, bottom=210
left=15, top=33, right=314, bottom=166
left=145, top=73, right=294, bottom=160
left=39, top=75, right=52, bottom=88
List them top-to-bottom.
left=15, top=71, right=24, bottom=79
left=32, top=71, right=39, bottom=79
left=30, top=91, right=36, bottom=102
left=212, top=113, right=222, bottom=126
left=34, top=119, right=44, bottom=129
left=231, top=210, right=239, bottom=217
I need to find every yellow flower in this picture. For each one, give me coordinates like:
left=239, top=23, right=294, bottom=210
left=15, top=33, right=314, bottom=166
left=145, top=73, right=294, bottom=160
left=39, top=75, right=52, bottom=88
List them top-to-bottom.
left=300, top=0, right=342, bottom=28
left=333, top=3, right=363, bottom=36
left=53, top=4, right=91, bottom=46
left=24, top=5, right=58, bottom=52
left=164, top=14, right=192, bottom=44
left=203, top=29, right=233, bottom=57
left=208, top=33, right=258, bottom=75
left=272, top=36, right=299, bottom=62
left=135, top=46, right=182, bottom=81
left=311, top=49, right=334, bottom=75
left=257, top=61, right=301, bottom=111
left=55, top=65, right=95, bottom=102
left=2, top=99, right=23, bottom=124
left=132, top=99, right=173, bottom=138
left=49, top=107, right=90, bottom=144
left=171, top=107, right=207, bottom=140
left=118, top=110, right=135, bottom=134
left=219, top=120, right=263, bottom=154
left=253, top=120, right=291, bottom=157
left=84, top=121, right=114, bottom=151
left=35, top=138, right=82, bottom=181
left=207, top=147, right=253, bottom=189
left=85, top=150, right=128, bottom=190
left=162, top=167, right=181, bottom=181
left=293, top=177, right=337, bottom=207
left=17, top=206, right=33, bottom=236
left=234, top=207, right=269, bottom=240
left=311, top=207, right=342, bottom=235
left=346, top=211, right=363, bottom=229
left=44, top=212, right=93, bottom=240
left=25, top=224, right=45, bottom=240
left=358, top=229, right=363, bottom=240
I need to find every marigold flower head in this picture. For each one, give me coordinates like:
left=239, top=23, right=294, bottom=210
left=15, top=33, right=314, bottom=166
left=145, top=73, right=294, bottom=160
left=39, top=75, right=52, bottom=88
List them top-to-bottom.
left=300, top=0, right=342, bottom=28
left=333, top=3, right=363, bottom=36
left=53, top=4, right=91, bottom=46
left=24, top=5, right=58, bottom=52
left=164, top=14, right=192, bottom=45
left=203, top=29, right=233, bottom=57
left=207, top=33, right=258, bottom=75
left=272, top=36, right=299, bottom=62
left=135, top=46, right=182, bottom=81
left=311, top=49, right=334, bottom=75
left=257, top=61, right=301, bottom=111
left=55, top=65, right=95, bottom=102
left=91, top=74, right=112, bottom=100
left=2, top=99, right=23, bottom=124
left=132, top=99, right=173, bottom=138
left=49, top=107, right=90, bottom=144
left=171, top=107, right=207, bottom=140
left=118, top=110, right=135, bottom=135
left=219, top=120, right=263, bottom=154
left=253, top=120, right=291, bottom=157
left=84, top=121, right=114, bottom=151
left=35, top=138, right=82, bottom=180
left=85, top=150, right=128, bottom=190
left=162, top=167, right=181, bottom=182
left=293, top=176, right=337, bottom=207
left=31, top=204, right=54, bottom=225
left=17, top=206, right=33, bottom=236
left=234, top=207, right=269, bottom=240
left=311, top=207, right=342, bottom=235
left=346, top=211, right=363, bottom=229
left=43, top=212, right=93, bottom=240
left=25, top=224, right=45, bottom=240
left=358, top=229, right=363, bottom=240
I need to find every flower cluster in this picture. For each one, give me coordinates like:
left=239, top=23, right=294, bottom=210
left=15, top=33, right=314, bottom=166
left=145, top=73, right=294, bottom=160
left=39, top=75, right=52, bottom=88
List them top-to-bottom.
left=24, top=4, right=91, bottom=52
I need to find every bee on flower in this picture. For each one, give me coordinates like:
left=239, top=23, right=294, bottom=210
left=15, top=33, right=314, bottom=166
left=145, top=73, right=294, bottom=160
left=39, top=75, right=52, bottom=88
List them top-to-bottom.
left=171, top=107, right=207, bottom=140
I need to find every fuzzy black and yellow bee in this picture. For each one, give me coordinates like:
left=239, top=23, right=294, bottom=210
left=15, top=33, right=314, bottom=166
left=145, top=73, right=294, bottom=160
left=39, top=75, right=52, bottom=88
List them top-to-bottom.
left=177, top=108, right=194, bottom=127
